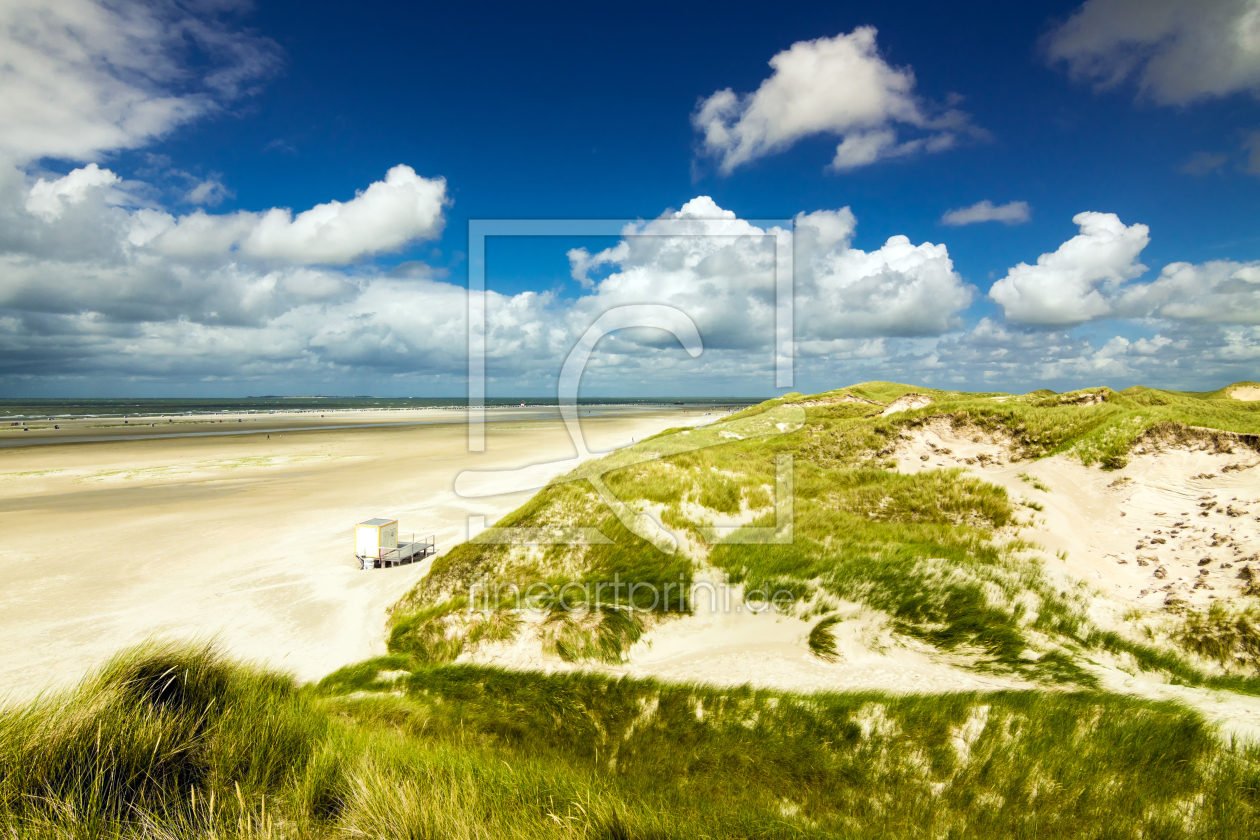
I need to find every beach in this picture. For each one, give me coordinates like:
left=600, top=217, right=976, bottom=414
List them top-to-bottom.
left=0, top=405, right=716, bottom=702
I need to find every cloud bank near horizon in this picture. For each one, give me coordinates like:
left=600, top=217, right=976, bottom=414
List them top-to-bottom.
left=5, top=161, right=1257, bottom=394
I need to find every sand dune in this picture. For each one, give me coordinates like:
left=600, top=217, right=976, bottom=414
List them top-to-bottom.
left=9, top=393, right=1259, bottom=740
left=454, top=412, right=1260, bottom=735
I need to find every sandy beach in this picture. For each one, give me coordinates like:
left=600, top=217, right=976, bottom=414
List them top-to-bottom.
left=0, top=405, right=715, bottom=702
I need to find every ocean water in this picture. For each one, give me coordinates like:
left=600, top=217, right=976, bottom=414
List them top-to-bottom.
left=0, top=396, right=761, bottom=420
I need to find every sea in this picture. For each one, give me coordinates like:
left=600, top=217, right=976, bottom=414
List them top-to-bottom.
left=0, top=396, right=762, bottom=420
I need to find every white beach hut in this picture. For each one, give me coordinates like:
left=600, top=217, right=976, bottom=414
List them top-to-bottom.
left=355, top=518, right=397, bottom=568
left=355, top=518, right=436, bottom=570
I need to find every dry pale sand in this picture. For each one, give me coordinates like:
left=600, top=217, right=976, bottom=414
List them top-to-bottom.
left=1229, top=385, right=1260, bottom=401
left=0, top=406, right=713, bottom=703
left=891, top=418, right=1260, bottom=614
left=892, top=419, right=1260, bottom=739
left=467, top=580, right=1032, bottom=695
left=621, top=585, right=1033, bottom=694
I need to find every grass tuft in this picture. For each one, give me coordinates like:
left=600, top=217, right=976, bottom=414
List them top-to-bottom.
left=1018, top=472, right=1051, bottom=492
left=808, top=614, right=843, bottom=661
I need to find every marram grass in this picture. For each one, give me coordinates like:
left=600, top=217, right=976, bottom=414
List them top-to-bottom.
left=3, top=641, right=1260, bottom=838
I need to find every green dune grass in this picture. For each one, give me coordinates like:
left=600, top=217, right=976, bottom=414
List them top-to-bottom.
left=3, top=641, right=1260, bottom=838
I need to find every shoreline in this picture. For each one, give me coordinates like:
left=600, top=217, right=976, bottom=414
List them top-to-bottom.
left=0, top=399, right=755, bottom=420
left=0, top=403, right=747, bottom=448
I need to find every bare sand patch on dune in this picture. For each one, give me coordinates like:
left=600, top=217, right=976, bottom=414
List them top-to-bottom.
left=1230, top=385, right=1260, bottom=401
left=791, top=393, right=882, bottom=408
left=880, top=393, right=933, bottom=416
left=892, top=417, right=1014, bottom=468
left=892, top=420, right=1260, bottom=737
left=892, top=422, right=1260, bottom=613
left=462, top=587, right=1033, bottom=696
left=614, top=591, right=1032, bottom=695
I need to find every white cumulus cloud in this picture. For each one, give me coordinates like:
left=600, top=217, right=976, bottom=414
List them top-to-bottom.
left=1046, top=0, right=1260, bottom=105
left=692, top=27, right=983, bottom=174
left=2, top=161, right=449, bottom=327
left=24, top=163, right=125, bottom=219
left=139, top=165, right=448, bottom=265
left=566, top=196, right=781, bottom=351
left=567, top=197, right=974, bottom=355
left=941, top=200, right=1030, bottom=226
left=794, top=209, right=974, bottom=339
left=990, top=211, right=1260, bottom=328
left=990, top=212, right=1149, bottom=325
left=1123, top=260, right=1260, bottom=323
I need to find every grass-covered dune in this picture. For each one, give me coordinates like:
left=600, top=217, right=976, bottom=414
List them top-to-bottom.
left=389, top=381, right=1260, bottom=688
left=4, top=641, right=1260, bottom=838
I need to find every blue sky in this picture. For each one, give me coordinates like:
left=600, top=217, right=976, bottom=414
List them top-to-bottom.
left=2, top=0, right=1259, bottom=397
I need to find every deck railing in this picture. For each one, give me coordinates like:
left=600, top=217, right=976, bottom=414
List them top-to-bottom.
left=360, top=534, right=436, bottom=569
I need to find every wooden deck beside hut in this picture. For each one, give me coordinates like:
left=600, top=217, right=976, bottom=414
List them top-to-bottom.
left=355, top=518, right=435, bottom=570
